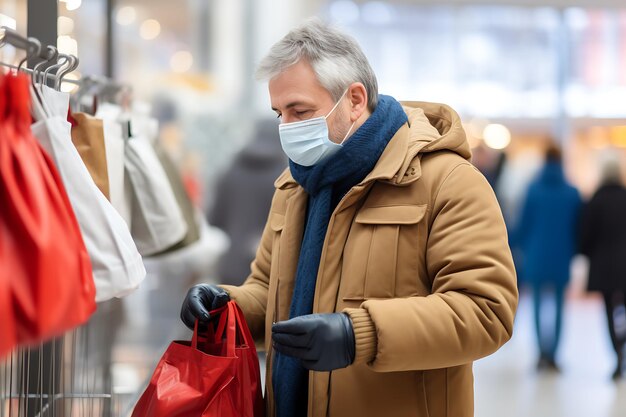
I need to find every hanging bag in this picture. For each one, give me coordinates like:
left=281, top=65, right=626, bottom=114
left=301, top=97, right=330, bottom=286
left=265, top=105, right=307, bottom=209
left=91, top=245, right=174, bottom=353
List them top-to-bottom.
left=0, top=73, right=96, bottom=350
left=31, top=84, right=146, bottom=302
left=96, top=103, right=133, bottom=226
left=70, top=112, right=111, bottom=199
left=124, top=130, right=188, bottom=255
left=150, top=140, right=201, bottom=255
left=0, top=213, right=17, bottom=357
left=131, top=301, right=264, bottom=417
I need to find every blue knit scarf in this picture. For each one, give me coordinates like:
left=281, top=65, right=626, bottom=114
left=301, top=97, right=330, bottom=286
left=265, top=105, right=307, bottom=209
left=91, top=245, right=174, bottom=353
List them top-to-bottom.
left=272, top=95, right=408, bottom=417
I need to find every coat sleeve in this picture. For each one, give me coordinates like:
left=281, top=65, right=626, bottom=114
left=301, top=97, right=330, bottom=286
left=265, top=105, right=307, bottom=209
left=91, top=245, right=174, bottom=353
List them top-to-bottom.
left=345, top=162, right=518, bottom=372
left=219, top=193, right=278, bottom=342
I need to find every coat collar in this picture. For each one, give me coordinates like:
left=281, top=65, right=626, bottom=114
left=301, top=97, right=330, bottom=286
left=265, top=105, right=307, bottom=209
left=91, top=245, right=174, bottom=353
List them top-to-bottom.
left=274, top=100, right=468, bottom=190
left=274, top=121, right=414, bottom=190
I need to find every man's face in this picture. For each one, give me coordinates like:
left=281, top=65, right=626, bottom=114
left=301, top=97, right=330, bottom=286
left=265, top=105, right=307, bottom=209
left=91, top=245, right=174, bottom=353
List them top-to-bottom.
left=269, top=59, right=351, bottom=144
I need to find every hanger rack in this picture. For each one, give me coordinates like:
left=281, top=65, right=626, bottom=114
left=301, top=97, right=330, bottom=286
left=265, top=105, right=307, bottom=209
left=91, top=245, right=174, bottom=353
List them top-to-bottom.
left=0, top=26, right=81, bottom=87
left=0, top=26, right=37, bottom=52
left=0, top=61, right=81, bottom=85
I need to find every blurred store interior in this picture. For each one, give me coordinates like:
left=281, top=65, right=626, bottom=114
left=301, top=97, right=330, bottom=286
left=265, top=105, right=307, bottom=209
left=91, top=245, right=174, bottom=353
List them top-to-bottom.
left=1, top=0, right=626, bottom=416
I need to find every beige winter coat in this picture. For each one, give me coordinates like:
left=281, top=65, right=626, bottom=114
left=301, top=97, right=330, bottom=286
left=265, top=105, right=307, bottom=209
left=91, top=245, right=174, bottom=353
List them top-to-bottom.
left=222, top=101, right=518, bottom=417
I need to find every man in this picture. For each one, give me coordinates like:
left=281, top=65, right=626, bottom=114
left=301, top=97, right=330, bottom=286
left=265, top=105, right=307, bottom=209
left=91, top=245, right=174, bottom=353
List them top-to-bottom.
left=181, top=19, right=518, bottom=417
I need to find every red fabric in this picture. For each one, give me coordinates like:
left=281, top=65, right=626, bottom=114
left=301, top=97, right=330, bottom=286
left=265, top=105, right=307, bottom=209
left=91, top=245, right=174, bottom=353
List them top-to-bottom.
left=0, top=73, right=96, bottom=358
left=67, top=107, right=78, bottom=127
left=182, top=173, right=202, bottom=207
left=0, top=213, right=17, bottom=357
left=132, top=301, right=265, bottom=417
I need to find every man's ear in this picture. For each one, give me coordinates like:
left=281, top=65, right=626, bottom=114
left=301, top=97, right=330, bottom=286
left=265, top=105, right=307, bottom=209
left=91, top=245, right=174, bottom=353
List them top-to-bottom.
left=347, top=82, right=368, bottom=122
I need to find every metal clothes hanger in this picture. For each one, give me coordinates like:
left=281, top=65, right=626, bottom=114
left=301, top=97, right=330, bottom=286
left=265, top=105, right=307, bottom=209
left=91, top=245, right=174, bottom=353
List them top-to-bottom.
left=30, top=45, right=58, bottom=116
left=32, top=45, right=58, bottom=85
left=42, top=54, right=70, bottom=87
left=55, top=54, right=79, bottom=91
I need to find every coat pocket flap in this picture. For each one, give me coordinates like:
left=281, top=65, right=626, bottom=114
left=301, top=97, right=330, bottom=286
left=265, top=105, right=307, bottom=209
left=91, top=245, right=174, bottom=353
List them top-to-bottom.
left=355, top=204, right=427, bottom=225
left=269, top=212, right=285, bottom=231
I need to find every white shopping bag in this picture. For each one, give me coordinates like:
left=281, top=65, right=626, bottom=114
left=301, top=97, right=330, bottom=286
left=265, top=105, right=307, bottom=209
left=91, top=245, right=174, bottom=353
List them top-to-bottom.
left=31, top=85, right=146, bottom=302
left=105, top=122, right=133, bottom=226
left=124, top=130, right=188, bottom=256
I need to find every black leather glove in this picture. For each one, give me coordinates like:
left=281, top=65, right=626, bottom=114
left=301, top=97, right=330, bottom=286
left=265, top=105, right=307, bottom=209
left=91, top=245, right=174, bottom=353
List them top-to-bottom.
left=180, top=284, right=230, bottom=330
left=271, top=313, right=355, bottom=371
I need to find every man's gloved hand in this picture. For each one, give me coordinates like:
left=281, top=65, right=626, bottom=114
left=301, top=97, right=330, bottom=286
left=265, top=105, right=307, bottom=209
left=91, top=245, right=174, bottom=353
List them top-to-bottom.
left=180, top=284, right=230, bottom=330
left=272, top=313, right=356, bottom=371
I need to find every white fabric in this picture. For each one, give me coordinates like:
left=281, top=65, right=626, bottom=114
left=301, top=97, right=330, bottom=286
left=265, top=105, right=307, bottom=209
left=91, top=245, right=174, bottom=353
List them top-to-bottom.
left=29, top=85, right=48, bottom=121
left=32, top=85, right=146, bottom=302
left=95, top=102, right=123, bottom=121
left=131, top=111, right=159, bottom=145
left=101, top=118, right=132, bottom=226
left=124, top=132, right=188, bottom=256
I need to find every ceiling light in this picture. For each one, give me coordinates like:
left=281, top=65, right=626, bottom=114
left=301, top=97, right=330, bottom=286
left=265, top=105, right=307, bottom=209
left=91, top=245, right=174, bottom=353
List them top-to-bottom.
left=64, top=0, right=82, bottom=11
left=116, top=6, right=136, bottom=26
left=58, top=16, right=74, bottom=35
left=140, top=19, right=161, bottom=40
left=170, top=51, right=193, bottom=73
left=483, top=124, right=511, bottom=150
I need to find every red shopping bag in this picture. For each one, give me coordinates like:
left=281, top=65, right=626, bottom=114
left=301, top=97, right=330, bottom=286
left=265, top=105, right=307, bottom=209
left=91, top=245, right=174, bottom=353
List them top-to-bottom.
left=0, top=73, right=96, bottom=353
left=0, top=216, right=17, bottom=357
left=132, top=301, right=265, bottom=417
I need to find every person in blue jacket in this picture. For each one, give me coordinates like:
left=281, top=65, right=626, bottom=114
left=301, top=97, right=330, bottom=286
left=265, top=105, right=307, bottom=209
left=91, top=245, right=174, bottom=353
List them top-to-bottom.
left=516, top=145, right=581, bottom=371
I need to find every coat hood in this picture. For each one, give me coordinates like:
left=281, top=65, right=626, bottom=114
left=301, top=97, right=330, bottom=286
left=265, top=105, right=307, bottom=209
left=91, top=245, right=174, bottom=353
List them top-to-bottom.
left=275, top=100, right=471, bottom=189
left=390, top=101, right=471, bottom=184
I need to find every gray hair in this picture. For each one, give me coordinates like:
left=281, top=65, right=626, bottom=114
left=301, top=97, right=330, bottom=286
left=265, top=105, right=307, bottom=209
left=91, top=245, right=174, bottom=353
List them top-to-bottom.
left=256, top=18, right=378, bottom=112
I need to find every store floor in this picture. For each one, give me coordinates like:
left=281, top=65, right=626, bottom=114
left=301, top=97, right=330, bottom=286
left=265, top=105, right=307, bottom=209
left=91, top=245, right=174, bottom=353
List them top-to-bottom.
left=110, top=272, right=626, bottom=417
left=475, top=293, right=626, bottom=417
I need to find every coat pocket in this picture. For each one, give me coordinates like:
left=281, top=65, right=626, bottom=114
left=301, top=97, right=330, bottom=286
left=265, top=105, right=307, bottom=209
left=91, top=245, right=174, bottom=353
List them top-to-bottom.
left=340, top=204, right=427, bottom=300
left=269, top=212, right=285, bottom=232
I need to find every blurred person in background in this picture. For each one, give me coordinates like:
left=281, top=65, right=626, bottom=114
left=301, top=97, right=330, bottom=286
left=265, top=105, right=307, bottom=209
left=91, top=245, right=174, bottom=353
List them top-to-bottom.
left=180, top=19, right=518, bottom=417
left=210, top=118, right=287, bottom=285
left=471, top=143, right=506, bottom=189
left=516, top=145, right=582, bottom=371
left=495, top=148, right=543, bottom=287
left=580, top=157, right=626, bottom=380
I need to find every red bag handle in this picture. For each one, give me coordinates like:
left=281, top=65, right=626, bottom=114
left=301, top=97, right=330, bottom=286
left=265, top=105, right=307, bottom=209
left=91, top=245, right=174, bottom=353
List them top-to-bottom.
left=191, top=302, right=236, bottom=357
left=216, top=302, right=255, bottom=349
left=223, top=302, right=237, bottom=357
left=232, top=302, right=255, bottom=348
left=191, top=304, right=227, bottom=349
left=214, top=307, right=229, bottom=341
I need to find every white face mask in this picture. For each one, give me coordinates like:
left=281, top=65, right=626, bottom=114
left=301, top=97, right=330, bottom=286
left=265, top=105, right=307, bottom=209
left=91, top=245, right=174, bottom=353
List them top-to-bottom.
left=278, top=90, right=355, bottom=166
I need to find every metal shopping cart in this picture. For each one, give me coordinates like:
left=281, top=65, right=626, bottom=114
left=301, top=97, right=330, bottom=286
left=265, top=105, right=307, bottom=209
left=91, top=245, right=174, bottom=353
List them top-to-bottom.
left=0, top=301, right=122, bottom=417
